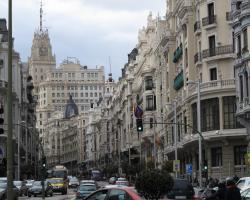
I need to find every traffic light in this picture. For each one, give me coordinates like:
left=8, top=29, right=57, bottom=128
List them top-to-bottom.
left=0, top=104, right=4, bottom=135
left=136, top=118, right=143, bottom=132
left=42, top=156, right=47, bottom=169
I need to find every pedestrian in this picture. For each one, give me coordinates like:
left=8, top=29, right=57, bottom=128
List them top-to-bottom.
left=233, top=174, right=239, bottom=183
left=225, top=179, right=241, bottom=200
left=205, top=181, right=226, bottom=200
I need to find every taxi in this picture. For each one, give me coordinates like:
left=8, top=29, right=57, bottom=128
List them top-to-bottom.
left=46, top=178, right=67, bottom=195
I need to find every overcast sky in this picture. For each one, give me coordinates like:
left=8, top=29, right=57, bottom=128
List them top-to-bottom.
left=0, top=0, right=166, bottom=80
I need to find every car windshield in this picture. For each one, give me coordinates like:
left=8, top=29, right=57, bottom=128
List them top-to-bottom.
left=53, top=171, right=66, bottom=178
left=70, top=177, right=78, bottom=182
left=47, top=179, right=62, bottom=184
left=27, top=180, right=34, bottom=184
left=237, top=180, right=245, bottom=189
left=14, top=181, right=22, bottom=186
left=33, top=181, right=42, bottom=186
left=0, top=183, right=7, bottom=189
left=80, top=185, right=96, bottom=191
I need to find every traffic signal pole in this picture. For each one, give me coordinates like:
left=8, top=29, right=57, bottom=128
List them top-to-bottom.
left=7, top=0, right=13, bottom=199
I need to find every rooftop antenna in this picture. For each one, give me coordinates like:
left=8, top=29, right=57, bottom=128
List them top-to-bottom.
left=40, top=0, right=43, bottom=32
left=108, top=56, right=112, bottom=75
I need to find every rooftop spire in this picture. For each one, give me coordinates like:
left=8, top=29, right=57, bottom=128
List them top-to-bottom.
left=40, top=0, right=43, bottom=32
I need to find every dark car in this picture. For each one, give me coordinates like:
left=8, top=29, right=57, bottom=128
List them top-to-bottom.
left=0, top=179, right=19, bottom=200
left=167, top=179, right=195, bottom=200
left=13, top=181, right=28, bottom=196
left=27, top=181, right=53, bottom=197
left=76, top=184, right=97, bottom=199
left=83, top=186, right=142, bottom=200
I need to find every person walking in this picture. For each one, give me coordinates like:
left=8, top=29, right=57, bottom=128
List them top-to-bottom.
left=225, top=179, right=241, bottom=200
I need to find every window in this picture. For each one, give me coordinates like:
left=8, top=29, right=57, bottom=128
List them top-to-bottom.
left=208, top=3, right=214, bottom=23
left=243, top=28, right=248, bottom=52
left=237, top=34, right=242, bottom=56
left=209, top=35, right=216, bottom=56
left=210, top=68, right=217, bottom=81
left=245, top=71, right=249, bottom=98
left=240, top=75, right=244, bottom=101
left=145, top=76, right=153, bottom=90
left=85, top=86, right=88, bottom=90
left=90, top=86, right=93, bottom=90
left=52, top=93, right=55, bottom=97
left=81, top=93, right=83, bottom=97
left=85, top=93, right=88, bottom=97
left=95, top=93, right=97, bottom=97
left=146, top=95, right=155, bottom=111
left=223, top=96, right=243, bottom=129
left=192, top=98, right=220, bottom=132
left=200, top=98, right=219, bottom=132
left=192, top=103, right=197, bottom=133
left=150, top=118, right=153, bottom=129
left=234, top=145, right=247, bottom=165
left=211, top=147, right=222, bottom=167
left=108, top=189, right=131, bottom=200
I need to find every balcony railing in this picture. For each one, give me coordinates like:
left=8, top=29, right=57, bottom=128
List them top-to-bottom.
left=226, top=12, right=233, bottom=21
left=202, top=15, right=216, bottom=26
left=194, top=21, right=201, bottom=33
left=202, top=45, right=234, bottom=58
left=194, top=52, right=202, bottom=64
left=188, top=79, right=235, bottom=95
left=0, top=80, right=7, bottom=88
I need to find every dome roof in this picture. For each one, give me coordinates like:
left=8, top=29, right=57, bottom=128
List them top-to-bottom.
left=64, top=95, right=79, bottom=119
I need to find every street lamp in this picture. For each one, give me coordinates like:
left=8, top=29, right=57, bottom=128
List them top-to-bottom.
left=187, top=79, right=202, bottom=187
left=165, top=99, right=177, bottom=178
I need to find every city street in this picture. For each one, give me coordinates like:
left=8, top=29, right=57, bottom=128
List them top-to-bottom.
left=18, top=181, right=108, bottom=200
left=18, top=189, right=76, bottom=200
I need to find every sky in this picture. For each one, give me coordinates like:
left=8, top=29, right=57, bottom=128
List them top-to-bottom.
left=0, top=0, right=166, bottom=80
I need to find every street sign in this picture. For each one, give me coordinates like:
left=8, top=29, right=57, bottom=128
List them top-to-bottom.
left=173, top=160, right=180, bottom=172
left=186, top=164, right=192, bottom=174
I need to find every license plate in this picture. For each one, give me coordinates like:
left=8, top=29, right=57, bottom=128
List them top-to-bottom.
left=175, top=196, right=186, bottom=199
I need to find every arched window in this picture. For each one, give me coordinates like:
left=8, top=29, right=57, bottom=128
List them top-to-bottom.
left=245, top=71, right=249, bottom=97
left=240, top=75, right=244, bottom=101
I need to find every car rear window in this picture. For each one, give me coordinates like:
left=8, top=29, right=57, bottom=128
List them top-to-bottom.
left=173, top=180, right=192, bottom=190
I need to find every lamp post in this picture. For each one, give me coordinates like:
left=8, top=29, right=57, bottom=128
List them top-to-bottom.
left=187, top=79, right=202, bottom=187
left=166, top=100, right=177, bottom=178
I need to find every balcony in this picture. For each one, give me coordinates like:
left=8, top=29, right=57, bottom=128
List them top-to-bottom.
left=202, top=15, right=216, bottom=27
left=194, top=21, right=201, bottom=34
left=173, top=44, right=183, bottom=63
left=202, top=45, right=234, bottom=59
left=194, top=52, right=202, bottom=64
left=174, top=70, right=184, bottom=91
left=187, top=79, right=235, bottom=97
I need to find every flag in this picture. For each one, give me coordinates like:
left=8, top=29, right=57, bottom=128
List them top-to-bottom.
left=134, top=104, right=143, bottom=118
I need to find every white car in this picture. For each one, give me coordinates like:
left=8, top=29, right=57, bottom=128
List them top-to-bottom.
left=236, top=177, right=250, bottom=191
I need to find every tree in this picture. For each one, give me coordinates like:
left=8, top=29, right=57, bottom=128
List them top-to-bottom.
left=162, top=160, right=173, bottom=173
left=135, top=169, right=173, bottom=200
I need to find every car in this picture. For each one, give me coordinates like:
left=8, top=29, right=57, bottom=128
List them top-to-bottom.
left=69, top=177, right=79, bottom=188
left=109, top=177, right=117, bottom=185
left=237, top=177, right=250, bottom=191
left=47, top=178, right=67, bottom=194
left=115, top=178, right=129, bottom=186
left=167, top=178, right=195, bottom=200
left=0, top=179, right=19, bottom=200
left=25, top=180, right=34, bottom=190
left=80, top=180, right=99, bottom=188
left=13, top=181, right=28, bottom=196
left=27, top=181, right=53, bottom=197
left=76, top=183, right=97, bottom=199
left=84, top=186, right=143, bottom=200
left=193, top=187, right=204, bottom=200
left=240, top=187, right=250, bottom=199
left=199, top=188, right=217, bottom=199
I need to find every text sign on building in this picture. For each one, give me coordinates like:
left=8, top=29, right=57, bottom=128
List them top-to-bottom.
left=186, top=164, right=192, bottom=174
